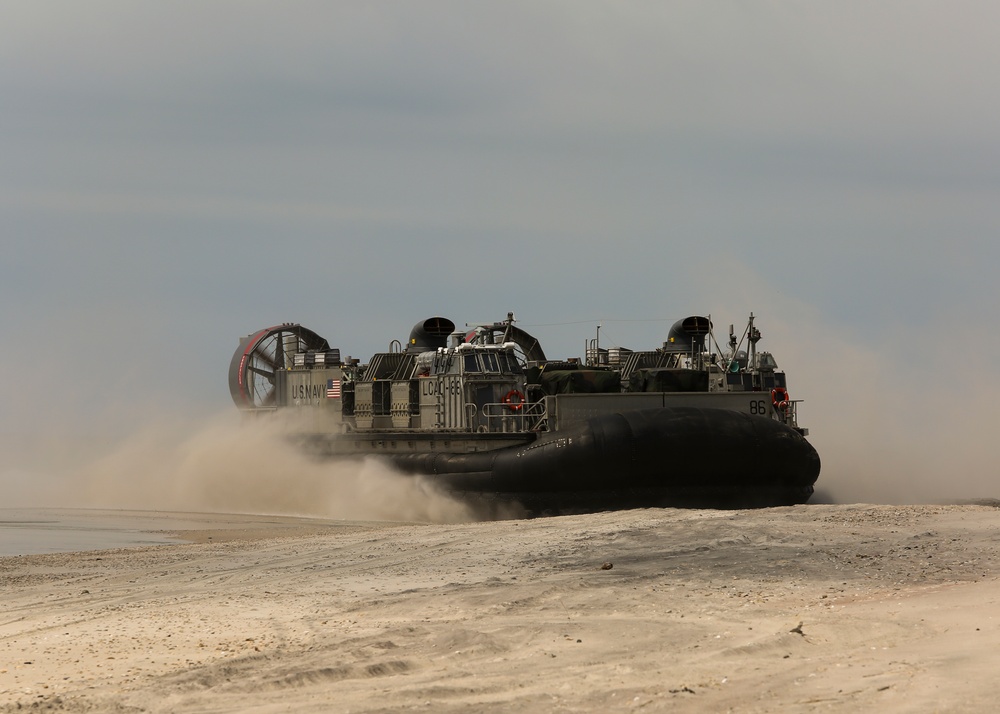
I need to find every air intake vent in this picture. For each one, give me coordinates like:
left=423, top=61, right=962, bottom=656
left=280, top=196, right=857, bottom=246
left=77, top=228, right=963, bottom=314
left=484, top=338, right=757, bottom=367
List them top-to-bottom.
left=663, top=316, right=712, bottom=353
left=407, top=317, right=456, bottom=353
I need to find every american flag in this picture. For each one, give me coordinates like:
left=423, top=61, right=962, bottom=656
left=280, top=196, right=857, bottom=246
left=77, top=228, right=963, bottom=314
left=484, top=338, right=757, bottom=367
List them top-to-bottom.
left=326, top=379, right=342, bottom=399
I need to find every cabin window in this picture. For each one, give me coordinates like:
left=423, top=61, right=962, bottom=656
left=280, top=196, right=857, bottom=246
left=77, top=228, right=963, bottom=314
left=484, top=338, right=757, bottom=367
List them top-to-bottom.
left=481, top=353, right=500, bottom=373
left=498, top=353, right=522, bottom=374
left=758, top=353, right=779, bottom=370
left=464, top=354, right=481, bottom=373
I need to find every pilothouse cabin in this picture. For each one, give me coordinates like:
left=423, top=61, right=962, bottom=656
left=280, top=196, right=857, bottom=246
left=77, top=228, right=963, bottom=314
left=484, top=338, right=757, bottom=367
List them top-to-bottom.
left=353, top=341, right=529, bottom=433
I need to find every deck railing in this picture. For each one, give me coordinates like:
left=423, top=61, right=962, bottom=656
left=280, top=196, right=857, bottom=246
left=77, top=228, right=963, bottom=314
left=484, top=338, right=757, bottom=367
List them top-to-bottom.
left=478, top=400, right=549, bottom=433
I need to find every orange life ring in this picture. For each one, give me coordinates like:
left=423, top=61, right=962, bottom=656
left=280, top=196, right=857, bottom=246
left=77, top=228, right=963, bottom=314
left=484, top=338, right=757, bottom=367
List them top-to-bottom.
left=771, top=387, right=790, bottom=412
left=503, top=389, right=525, bottom=411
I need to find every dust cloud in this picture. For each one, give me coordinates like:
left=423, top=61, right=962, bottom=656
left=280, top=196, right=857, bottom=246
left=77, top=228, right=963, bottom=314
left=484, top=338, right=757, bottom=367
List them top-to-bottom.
left=708, top=261, right=1000, bottom=506
left=778, top=317, right=999, bottom=505
left=4, top=412, right=479, bottom=523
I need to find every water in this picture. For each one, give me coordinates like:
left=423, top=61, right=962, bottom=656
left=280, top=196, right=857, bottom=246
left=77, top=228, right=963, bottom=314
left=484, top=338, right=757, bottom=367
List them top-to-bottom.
left=0, top=508, right=370, bottom=557
left=0, top=509, right=197, bottom=556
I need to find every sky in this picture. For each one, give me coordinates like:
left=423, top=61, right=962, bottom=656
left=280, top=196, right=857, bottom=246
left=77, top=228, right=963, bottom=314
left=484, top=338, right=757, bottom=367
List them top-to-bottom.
left=3, top=2, right=1000, bottom=510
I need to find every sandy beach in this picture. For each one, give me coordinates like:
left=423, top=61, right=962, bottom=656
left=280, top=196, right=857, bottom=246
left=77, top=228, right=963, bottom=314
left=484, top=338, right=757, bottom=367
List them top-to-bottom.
left=2, top=504, right=1000, bottom=713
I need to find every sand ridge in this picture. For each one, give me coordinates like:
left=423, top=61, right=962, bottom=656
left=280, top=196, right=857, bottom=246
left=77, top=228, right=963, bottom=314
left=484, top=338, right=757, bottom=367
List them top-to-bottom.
left=2, top=504, right=999, bottom=712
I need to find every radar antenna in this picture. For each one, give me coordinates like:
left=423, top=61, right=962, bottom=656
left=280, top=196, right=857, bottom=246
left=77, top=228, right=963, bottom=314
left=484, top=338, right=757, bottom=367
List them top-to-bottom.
left=464, top=311, right=546, bottom=364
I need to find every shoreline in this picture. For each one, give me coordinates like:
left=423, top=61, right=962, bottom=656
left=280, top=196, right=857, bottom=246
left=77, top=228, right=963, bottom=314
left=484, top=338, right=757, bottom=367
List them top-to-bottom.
left=0, top=508, right=407, bottom=556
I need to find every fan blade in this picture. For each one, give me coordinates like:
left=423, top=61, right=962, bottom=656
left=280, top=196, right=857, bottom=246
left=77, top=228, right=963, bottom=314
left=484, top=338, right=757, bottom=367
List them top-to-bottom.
left=248, top=365, right=276, bottom=382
